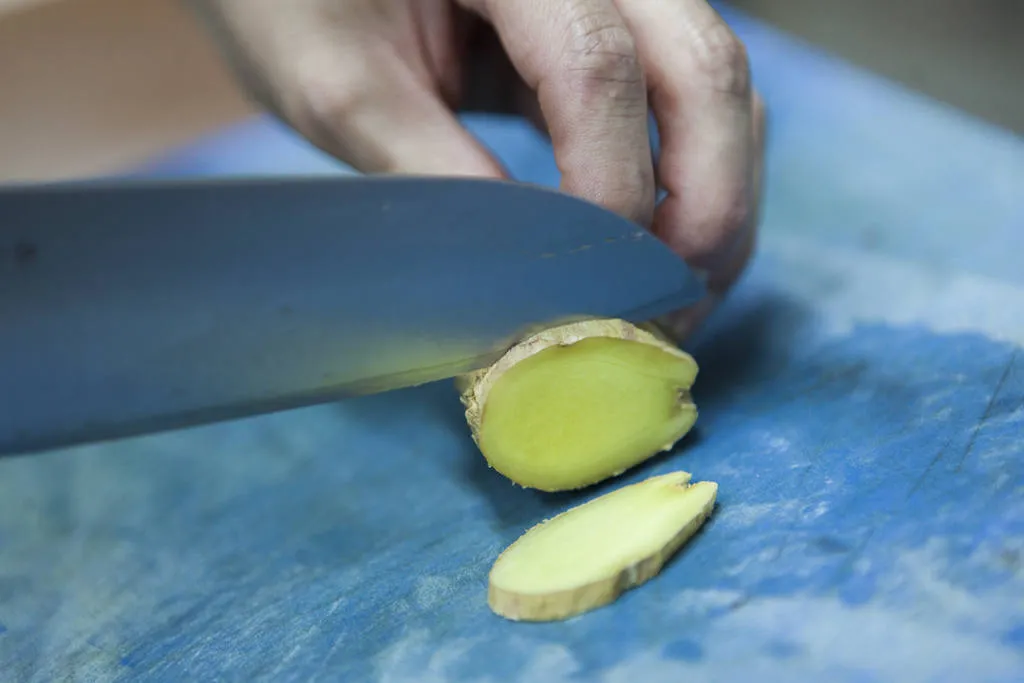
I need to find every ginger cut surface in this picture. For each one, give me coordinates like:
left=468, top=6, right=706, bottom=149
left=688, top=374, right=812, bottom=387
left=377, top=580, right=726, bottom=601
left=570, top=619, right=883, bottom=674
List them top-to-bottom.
left=458, top=318, right=698, bottom=491
left=488, top=470, right=718, bottom=621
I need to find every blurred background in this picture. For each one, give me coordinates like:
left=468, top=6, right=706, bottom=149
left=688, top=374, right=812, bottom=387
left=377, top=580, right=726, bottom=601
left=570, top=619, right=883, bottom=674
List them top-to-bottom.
left=1, top=0, right=1022, bottom=183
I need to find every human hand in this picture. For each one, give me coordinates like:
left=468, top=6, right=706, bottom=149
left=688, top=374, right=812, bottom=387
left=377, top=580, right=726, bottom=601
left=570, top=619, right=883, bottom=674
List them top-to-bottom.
left=187, top=0, right=765, bottom=340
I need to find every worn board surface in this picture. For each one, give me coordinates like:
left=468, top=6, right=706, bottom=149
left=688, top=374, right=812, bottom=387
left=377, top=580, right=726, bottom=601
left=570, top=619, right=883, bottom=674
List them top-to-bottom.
left=1, top=5, right=1023, bottom=682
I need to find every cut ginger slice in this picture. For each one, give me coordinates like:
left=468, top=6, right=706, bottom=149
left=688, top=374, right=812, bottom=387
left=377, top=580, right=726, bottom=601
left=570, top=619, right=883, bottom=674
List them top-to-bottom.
left=457, top=318, right=698, bottom=491
left=488, top=470, right=718, bottom=621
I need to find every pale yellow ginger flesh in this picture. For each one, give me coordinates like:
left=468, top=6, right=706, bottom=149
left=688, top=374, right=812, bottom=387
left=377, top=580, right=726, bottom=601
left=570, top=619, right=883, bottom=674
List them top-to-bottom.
left=458, top=319, right=698, bottom=491
left=488, top=470, right=718, bottom=621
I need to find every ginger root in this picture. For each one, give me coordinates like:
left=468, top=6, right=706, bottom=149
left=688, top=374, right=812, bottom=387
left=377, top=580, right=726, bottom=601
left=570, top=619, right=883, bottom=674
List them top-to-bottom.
left=457, top=318, right=698, bottom=491
left=487, top=470, right=718, bottom=621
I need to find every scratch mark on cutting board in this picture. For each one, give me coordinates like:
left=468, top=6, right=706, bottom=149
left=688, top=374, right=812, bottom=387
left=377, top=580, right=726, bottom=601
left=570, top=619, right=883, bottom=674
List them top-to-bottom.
left=957, top=349, right=1018, bottom=471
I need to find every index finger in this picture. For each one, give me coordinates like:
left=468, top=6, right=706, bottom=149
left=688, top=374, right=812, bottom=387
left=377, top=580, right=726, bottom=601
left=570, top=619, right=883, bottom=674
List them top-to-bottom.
left=457, top=0, right=656, bottom=227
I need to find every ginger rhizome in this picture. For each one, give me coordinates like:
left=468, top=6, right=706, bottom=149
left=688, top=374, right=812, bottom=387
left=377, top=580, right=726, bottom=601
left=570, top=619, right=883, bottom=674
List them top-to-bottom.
left=458, top=318, right=698, bottom=491
left=488, top=470, right=718, bottom=621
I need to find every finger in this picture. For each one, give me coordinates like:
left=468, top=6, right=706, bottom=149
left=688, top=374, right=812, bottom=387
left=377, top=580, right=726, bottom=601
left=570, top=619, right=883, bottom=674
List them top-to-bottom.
left=190, top=0, right=506, bottom=178
left=457, top=0, right=656, bottom=227
left=616, top=0, right=755, bottom=271
left=289, top=47, right=508, bottom=177
left=655, top=88, right=766, bottom=343
left=708, top=88, right=765, bottom=293
left=750, top=91, right=767, bottom=230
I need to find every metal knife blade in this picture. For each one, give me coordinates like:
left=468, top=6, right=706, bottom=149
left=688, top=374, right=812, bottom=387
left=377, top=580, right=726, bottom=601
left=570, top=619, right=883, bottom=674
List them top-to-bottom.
left=0, top=175, right=705, bottom=455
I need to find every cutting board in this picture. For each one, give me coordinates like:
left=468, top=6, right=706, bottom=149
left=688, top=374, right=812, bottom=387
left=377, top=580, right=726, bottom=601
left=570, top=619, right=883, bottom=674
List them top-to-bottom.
left=0, top=5, right=1022, bottom=682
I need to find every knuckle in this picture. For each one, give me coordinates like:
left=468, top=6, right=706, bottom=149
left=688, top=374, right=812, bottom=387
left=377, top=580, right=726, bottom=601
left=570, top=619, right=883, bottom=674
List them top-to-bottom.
left=563, top=19, right=644, bottom=97
left=691, top=22, right=750, bottom=98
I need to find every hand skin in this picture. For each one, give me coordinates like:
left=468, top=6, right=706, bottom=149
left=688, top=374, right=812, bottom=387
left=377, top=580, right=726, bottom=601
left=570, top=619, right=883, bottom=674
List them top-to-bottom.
left=186, top=0, right=765, bottom=341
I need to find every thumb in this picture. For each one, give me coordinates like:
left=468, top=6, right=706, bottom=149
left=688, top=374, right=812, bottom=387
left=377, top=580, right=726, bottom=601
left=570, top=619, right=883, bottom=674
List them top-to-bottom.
left=294, top=56, right=507, bottom=179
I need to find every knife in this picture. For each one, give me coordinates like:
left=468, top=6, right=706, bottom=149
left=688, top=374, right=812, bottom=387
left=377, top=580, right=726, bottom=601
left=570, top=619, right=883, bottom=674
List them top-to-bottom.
left=0, top=175, right=705, bottom=455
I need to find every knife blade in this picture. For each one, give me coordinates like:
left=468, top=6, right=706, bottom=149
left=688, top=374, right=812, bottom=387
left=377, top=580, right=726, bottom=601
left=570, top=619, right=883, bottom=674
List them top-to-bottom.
left=0, top=175, right=705, bottom=455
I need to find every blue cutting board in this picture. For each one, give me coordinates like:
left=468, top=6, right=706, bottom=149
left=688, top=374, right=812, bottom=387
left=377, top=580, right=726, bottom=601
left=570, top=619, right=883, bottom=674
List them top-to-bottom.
left=1, top=5, right=1022, bottom=682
